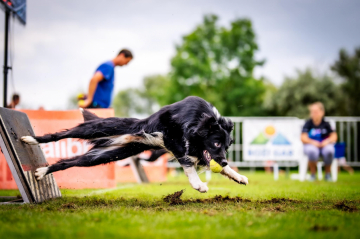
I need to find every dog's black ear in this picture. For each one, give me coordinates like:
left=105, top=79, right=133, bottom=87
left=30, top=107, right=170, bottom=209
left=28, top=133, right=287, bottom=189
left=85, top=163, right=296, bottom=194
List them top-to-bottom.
left=80, top=108, right=101, bottom=122
left=194, top=113, right=218, bottom=137
left=219, top=117, right=234, bottom=133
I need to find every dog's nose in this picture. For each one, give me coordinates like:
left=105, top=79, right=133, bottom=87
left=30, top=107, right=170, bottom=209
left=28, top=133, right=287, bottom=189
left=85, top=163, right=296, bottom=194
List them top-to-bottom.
left=220, top=159, right=228, bottom=167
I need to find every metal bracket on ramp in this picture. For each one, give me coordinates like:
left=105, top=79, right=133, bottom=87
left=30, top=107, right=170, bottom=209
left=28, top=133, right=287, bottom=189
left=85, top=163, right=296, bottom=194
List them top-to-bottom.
left=116, top=156, right=150, bottom=183
left=130, top=156, right=149, bottom=183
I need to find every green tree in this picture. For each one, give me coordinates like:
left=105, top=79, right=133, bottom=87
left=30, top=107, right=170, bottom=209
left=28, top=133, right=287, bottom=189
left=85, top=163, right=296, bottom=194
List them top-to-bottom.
left=162, top=14, right=266, bottom=116
left=112, top=15, right=268, bottom=117
left=331, top=47, right=360, bottom=116
left=266, top=69, right=345, bottom=118
left=138, top=74, right=170, bottom=108
left=112, top=75, right=169, bottom=117
left=113, top=89, right=138, bottom=117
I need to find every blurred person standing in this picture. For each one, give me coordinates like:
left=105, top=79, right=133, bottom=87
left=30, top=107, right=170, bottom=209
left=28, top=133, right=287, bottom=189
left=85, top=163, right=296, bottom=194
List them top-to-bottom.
left=78, top=49, right=133, bottom=108
left=6, top=94, right=20, bottom=109
left=301, top=102, right=338, bottom=181
left=334, top=142, right=354, bottom=175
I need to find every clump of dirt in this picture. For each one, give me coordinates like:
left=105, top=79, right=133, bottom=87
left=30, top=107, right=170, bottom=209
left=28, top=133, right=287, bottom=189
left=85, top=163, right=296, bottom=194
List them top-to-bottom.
left=163, top=190, right=185, bottom=205
left=163, top=191, right=251, bottom=205
left=260, top=198, right=301, bottom=204
left=334, top=201, right=358, bottom=212
left=60, top=203, right=77, bottom=209
left=310, top=224, right=338, bottom=231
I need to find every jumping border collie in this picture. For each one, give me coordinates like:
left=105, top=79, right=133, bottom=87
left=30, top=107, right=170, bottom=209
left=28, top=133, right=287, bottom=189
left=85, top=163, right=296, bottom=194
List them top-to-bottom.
left=21, top=96, right=248, bottom=193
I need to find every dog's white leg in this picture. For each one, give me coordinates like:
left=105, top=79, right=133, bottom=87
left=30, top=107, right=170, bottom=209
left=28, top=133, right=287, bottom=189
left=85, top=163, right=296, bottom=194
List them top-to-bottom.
left=21, top=136, right=39, bottom=145
left=182, top=165, right=208, bottom=193
left=221, top=165, right=248, bottom=185
left=34, top=167, right=49, bottom=180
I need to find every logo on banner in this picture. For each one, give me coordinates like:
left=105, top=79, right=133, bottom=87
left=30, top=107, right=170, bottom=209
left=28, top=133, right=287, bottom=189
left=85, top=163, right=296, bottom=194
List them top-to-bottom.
left=243, top=120, right=302, bottom=161
left=250, top=125, right=291, bottom=145
left=41, top=139, right=90, bottom=159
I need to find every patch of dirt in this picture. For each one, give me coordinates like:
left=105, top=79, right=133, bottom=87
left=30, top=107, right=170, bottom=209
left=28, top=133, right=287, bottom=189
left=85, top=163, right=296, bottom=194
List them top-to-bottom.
left=163, top=190, right=251, bottom=205
left=163, top=190, right=185, bottom=205
left=201, top=195, right=250, bottom=203
left=202, top=195, right=251, bottom=203
left=259, top=198, right=301, bottom=204
left=334, top=201, right=358, bottom=212
left=60, top=203, right=77, bottom=209
left=310, top=224, right=338, bottom=232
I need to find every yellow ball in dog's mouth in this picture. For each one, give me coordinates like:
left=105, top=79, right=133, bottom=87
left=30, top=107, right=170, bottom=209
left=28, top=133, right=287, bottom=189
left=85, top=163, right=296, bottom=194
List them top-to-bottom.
left=210, top=159, right=223, bottom=173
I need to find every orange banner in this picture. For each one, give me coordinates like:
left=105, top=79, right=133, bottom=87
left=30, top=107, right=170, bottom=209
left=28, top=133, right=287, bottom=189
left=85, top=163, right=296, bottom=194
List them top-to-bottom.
left=0, top=109, right=168, bottom=190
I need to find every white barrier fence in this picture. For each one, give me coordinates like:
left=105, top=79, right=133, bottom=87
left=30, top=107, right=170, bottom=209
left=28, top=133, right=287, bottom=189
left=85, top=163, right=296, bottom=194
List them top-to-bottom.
left=167, top=116, right=360, bottom=168
left=228, top=116, right=360, bottom=167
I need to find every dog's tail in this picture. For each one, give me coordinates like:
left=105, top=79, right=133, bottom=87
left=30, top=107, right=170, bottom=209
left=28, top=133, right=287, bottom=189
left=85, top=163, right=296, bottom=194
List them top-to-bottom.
left=79, top=108, right=102, bottom=122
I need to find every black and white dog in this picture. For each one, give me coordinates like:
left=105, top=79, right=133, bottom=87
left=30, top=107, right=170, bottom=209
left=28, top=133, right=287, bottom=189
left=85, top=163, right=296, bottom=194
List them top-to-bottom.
left=21, top=96, right=248, bottom=193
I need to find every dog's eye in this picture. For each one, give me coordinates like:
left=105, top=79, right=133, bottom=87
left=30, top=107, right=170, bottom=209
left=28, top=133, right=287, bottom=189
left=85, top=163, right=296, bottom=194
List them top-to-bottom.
left=214, top=142, right=221, bottom=148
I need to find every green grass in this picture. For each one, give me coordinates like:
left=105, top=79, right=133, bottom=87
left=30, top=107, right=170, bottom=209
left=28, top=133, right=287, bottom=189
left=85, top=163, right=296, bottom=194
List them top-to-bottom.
left=0, top=171, right=360, bottom=239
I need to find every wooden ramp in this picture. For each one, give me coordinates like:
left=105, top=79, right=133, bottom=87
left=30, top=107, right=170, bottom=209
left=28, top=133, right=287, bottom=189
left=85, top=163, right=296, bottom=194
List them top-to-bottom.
left=0, top=108, right=61, bottom=203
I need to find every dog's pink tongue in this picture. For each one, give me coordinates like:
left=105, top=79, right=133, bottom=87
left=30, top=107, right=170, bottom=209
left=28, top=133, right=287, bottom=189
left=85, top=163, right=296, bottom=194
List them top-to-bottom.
left=203, top=150, right=211, bottom=162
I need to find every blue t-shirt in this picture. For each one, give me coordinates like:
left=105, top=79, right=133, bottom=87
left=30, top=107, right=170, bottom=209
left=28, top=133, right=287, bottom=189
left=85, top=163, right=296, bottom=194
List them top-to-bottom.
left=92, top=61, right=115, bottom=108
left=302, top=118, right=334, bottom=142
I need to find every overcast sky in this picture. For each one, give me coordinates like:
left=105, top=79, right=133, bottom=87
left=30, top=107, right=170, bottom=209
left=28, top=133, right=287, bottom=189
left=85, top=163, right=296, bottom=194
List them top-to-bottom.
left=0, top=0, right=359, bottom=110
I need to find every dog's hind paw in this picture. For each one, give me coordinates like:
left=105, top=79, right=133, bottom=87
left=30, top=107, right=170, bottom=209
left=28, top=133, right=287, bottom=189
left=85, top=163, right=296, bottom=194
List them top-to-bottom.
left=21, top=136, right=39, bottom=145
left=34, top=167, right=48, bottom=180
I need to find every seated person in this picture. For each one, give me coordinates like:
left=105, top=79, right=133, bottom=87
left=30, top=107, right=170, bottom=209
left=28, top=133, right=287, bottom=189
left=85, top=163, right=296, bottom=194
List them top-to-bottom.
left=6, top=94, right=20, bottom=109
left=301, top=102, right=338, bottom=181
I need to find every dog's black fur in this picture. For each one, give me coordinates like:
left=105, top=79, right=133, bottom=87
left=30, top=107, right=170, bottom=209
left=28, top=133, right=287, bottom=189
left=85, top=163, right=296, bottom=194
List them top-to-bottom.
left=25, top=96, right=235, bottom=181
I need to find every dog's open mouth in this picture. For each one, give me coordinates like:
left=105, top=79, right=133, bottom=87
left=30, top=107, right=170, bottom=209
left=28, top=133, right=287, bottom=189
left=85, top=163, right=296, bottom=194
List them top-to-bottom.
left=203, top=150, right=211, bottom=163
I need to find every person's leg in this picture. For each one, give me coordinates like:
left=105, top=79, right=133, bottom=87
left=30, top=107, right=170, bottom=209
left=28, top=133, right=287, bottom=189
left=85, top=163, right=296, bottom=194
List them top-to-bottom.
left=303, top=144, right=320, bottom=180
left=321, top=144, right=335, bottom=180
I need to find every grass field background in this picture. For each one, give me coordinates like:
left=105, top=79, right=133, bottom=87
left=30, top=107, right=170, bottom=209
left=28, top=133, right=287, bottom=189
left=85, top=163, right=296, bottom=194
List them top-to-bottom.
left=0, top=171, right=359, bottom=239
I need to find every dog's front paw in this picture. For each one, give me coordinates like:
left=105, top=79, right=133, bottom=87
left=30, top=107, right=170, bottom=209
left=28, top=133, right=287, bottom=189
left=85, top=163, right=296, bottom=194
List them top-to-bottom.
left=234, top=174, right=248, bottom=185
left=193, top=182, right=208, bottom=193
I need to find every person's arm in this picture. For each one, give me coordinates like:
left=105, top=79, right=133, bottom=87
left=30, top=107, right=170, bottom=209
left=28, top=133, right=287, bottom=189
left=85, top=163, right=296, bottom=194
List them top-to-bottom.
left=78, top=71, right=104, bottom=108
left=301, top=132, right=321, bottom=147
left=320, top=132, right=338, bottom=147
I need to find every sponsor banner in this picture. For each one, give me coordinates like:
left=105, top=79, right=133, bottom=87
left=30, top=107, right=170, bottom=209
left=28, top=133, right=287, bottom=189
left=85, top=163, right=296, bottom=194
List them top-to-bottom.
left=0, top=109, right=117, bottom=189
left=243, top=119, right=302, bottom=161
